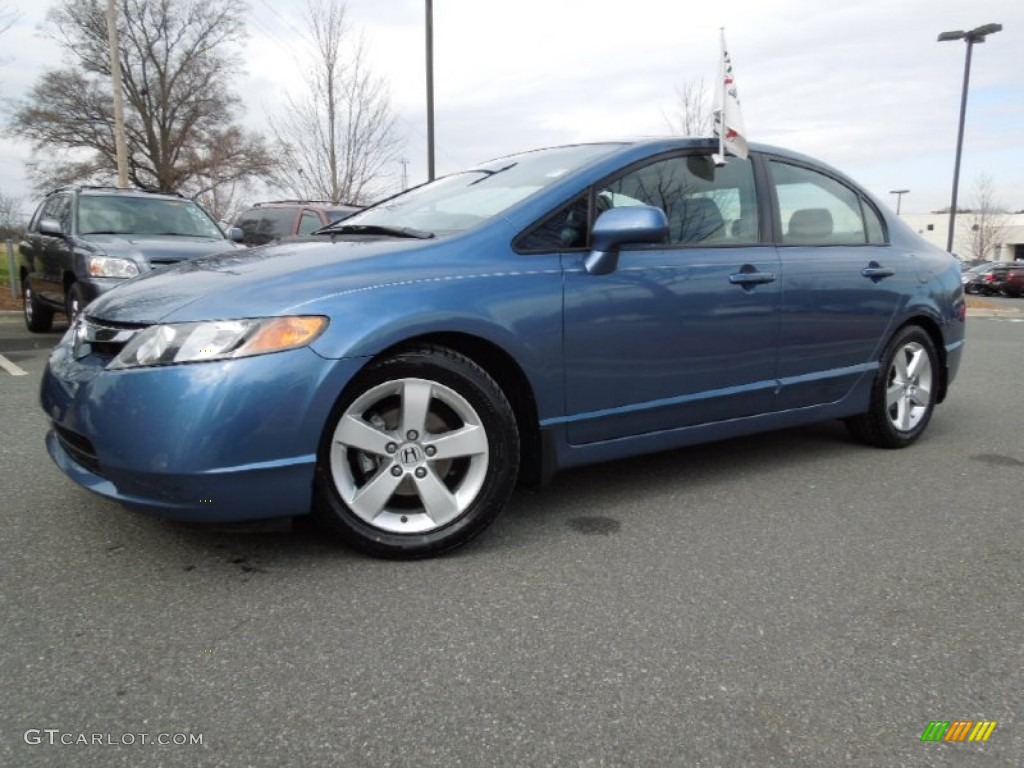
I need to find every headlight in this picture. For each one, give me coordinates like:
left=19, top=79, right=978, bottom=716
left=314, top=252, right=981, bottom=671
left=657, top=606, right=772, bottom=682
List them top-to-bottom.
left=87, top=255, right=140, bottom=278
left=108, top=316, right=329, bottom=369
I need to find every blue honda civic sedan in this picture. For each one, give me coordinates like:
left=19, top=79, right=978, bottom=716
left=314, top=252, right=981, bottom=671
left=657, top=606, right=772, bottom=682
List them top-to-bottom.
left=41, top=139, right=965, bottom=557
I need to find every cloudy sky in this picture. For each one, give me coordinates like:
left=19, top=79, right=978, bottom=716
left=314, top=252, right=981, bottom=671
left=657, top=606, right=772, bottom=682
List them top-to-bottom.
left=1, top=0, right=1021, bottom=220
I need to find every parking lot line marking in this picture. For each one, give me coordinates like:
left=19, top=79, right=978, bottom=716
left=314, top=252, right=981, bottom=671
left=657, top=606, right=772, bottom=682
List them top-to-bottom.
left=0, top=353, right=28, bottom=376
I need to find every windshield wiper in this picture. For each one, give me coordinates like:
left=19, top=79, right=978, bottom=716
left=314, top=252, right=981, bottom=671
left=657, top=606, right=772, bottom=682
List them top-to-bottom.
left=467, top=162, right=517, bottom=186
left=318, top=223, right=435, bottom=239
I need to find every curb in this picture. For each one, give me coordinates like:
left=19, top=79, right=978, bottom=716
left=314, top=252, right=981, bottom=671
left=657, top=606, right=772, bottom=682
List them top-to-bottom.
left=969, top=310, right=1024, bottom=319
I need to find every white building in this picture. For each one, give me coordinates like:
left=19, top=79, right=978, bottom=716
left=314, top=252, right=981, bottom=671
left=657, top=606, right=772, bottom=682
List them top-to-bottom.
left=900, top=212, right=1024, bottom=264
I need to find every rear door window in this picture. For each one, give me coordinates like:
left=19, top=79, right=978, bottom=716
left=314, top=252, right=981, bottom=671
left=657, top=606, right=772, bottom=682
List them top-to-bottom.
left=769, top=160, right=886, bottom=245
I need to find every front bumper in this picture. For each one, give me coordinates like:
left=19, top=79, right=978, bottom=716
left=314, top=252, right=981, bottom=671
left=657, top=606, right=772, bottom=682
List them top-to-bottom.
left=41, top=339, right=366, bottom=522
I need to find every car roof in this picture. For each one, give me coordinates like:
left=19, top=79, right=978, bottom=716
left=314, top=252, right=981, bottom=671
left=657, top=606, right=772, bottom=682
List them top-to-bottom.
left=481, top=137, right=863, bottom=190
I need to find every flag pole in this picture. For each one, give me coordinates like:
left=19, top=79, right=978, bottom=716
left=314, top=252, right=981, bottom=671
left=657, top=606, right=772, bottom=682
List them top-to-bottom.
left=717, top=27, right=726, bottom=161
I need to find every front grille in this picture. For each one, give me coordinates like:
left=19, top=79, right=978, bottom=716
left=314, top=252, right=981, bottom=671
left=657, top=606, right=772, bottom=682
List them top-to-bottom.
left=54, top=424, right=104, bottom=477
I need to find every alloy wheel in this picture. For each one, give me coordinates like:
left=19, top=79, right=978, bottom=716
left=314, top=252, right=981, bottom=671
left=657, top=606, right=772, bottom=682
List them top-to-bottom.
left=885, top=340, right=933, bottom=433
left=328, top=377, right=490, bottom=534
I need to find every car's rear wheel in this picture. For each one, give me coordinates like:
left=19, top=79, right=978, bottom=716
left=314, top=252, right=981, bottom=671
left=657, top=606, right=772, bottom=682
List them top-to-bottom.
left=23, top=278, right=54, bottom=333
left=846, top=325, right=938, bottom=449
left=314, top=346, right=519, bottom=558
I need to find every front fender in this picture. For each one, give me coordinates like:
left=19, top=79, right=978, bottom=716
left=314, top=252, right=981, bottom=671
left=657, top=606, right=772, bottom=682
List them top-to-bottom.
left=307, top=264, right=565, bottom=419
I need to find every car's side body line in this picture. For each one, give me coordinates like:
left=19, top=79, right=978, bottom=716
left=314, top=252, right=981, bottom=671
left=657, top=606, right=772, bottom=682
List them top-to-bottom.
left=540, top=362, right=876, bottom=438
left=548, top=375, right=876, bottom=472
left=540, top=378, right=780, bottom=428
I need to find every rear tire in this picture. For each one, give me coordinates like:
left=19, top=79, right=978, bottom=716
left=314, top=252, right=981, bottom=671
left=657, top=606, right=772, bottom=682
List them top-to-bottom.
left=23, top=278, right=54, bottom=333
left=846, top=326, right=938, bottom=449
left=314, top=345, right=519, bottom=558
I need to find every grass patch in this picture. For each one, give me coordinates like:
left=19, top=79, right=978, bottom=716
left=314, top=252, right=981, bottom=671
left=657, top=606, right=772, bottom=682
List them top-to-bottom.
left=0, top=243, right=17, bottom=304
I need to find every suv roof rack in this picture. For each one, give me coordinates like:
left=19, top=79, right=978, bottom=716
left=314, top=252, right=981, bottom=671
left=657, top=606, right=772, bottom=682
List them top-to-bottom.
left=46, top=185, right=186, bottom=199
left=255, top=199, right=358, bottom=207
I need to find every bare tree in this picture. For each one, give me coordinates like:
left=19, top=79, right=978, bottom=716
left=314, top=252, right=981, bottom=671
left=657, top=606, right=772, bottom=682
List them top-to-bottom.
left=9, top=0, right=274, bottom=195
left=270, top=0, right=401, bottom=205
left=0, top=2, right=19, bottom=69
left=0, top=3, right=17, bottom=37
left=664, top=78, right=715, bottom=137
left=966, top=174, right=1008, bottom=263
left=193, top=176, right=262, bottom=224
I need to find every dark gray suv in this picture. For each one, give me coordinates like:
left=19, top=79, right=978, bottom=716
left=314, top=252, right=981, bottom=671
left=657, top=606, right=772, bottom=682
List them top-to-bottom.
left=18, top=186, right=244, bottom=332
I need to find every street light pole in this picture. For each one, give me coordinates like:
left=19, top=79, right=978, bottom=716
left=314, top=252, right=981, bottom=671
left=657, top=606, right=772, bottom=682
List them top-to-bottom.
left=425, top=0, right=435, bottom=182
left=938, top=22, right=1002, bottom=254
left=889, top=189, right=909, bottom=215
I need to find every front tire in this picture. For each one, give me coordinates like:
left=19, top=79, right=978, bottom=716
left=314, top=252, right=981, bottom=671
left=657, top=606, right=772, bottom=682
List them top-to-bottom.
left=23, top=278, right=54, bottom=333
left=846, top=325, right=938, bottom=449
left=314, top=346, right=519, bottom=558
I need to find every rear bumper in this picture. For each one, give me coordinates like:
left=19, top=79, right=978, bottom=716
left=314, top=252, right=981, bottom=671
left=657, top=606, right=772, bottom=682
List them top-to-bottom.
left=943, top=338, right=964, bottom=401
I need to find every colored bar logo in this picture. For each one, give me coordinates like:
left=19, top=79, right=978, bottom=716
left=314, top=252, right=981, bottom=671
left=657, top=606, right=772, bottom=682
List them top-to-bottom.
left=920, top=720, right=997, bottom=742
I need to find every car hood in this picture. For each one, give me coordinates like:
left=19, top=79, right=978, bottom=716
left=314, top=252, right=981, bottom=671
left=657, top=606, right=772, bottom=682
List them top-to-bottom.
left=82, top=234, right=241, bottom=266
left=84, top=237, right=449, bottom=324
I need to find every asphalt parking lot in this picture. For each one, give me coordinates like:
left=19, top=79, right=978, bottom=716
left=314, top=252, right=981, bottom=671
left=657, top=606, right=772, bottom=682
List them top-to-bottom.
left=1, top=311, right=1022, bottom=767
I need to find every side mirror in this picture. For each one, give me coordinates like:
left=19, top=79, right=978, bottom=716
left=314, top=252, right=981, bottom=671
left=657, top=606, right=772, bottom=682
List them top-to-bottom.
left=584, top=206, right=669, bottom=275
left=38, top=218, right=64, bottom=236
left=227, top=226, right=245, bottom=243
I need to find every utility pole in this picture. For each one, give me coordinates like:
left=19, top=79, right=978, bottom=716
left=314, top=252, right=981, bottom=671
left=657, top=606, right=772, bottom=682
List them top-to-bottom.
left=105, top=0, right=129, bottom=188
left=425, top=0, right=435, bottom=181
left=399, top=158, right=409, bottom=191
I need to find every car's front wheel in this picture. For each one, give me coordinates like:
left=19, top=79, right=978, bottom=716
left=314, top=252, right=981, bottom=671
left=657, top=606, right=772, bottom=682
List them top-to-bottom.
left=23, top=278, right=54, bottom=333
left=846, top=325, right=938, bottom=449
left=314, top=346, right=519, bottom=558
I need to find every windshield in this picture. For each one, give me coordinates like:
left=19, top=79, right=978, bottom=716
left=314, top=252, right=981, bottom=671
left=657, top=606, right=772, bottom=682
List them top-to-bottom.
left=336, top=144, right=621, bottom=236
left=77, top=195, right=225, bottom=239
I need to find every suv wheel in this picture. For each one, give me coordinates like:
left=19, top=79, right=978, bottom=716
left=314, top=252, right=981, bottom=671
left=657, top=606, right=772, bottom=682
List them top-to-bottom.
left=23, top=279, right=54, bottom=333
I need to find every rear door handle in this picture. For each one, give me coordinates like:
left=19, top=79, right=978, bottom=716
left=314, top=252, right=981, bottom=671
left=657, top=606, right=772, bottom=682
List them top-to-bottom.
left=862, top=262, right=895, bottom=281
left=729, top=270, right=777, bottom=285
